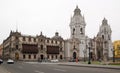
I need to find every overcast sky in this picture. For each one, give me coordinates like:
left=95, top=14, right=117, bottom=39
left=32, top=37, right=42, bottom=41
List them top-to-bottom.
left=0, top=0, right=120, bottom=44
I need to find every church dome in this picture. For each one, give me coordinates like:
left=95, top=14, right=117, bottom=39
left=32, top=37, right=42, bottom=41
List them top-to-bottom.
left=70, top=5, right=85, bottom=25
left=74, top=5, right=81, bottom=16
left=102, top=18, right=108, bottom=25
left=52, top=32, right=63, bottom=40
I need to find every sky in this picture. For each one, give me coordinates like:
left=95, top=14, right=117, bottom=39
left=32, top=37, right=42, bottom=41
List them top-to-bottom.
left=0, top=0, right=120, bottom=44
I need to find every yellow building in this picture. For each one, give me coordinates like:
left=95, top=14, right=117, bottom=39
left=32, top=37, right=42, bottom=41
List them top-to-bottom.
left=113, top=40, right=120, bottom=60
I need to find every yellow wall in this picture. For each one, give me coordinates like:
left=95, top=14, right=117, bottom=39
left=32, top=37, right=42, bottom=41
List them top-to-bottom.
left=113, top=40, right=120, bottom=58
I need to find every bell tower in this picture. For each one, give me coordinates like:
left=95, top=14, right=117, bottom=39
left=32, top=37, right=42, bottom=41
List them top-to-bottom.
left=70, top=5, right=86, bottom=40
left=97, top=18, right=112, bottom=61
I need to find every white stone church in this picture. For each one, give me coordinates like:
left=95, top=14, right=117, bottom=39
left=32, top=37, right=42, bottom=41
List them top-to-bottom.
left=64, top=6, right=113, bottom=61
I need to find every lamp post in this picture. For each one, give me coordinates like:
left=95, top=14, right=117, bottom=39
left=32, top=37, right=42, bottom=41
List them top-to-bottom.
left=88, top=47, right=91, bottom=64
left=111, top=48, right=115, bottom=62
left=83, top=49, right=86, bottom=62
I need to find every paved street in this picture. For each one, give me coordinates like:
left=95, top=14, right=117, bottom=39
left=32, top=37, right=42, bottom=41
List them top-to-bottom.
left=0, top=62, right=120, bottom=73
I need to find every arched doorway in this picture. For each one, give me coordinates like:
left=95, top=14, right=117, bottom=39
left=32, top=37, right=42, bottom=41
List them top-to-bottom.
left=15, top=52, right=19, bottom=60
left=73, top=52, right=77, bottom=59
left=40, top=55, right=44, bottom=60
left=60, top=55, right=63, bottom=59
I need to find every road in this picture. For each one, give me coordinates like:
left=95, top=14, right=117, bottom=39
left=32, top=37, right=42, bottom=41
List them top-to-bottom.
left=1, top=62, right=120, bottom=73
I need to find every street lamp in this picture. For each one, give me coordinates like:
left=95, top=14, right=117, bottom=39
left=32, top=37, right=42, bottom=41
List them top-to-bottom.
left=88, top=39, right=93, bottom=64
left=88, top=47, right=91, bottom=64
left=111, top=48, right=115, bottom=62
left=83, top=49, right=86, bottom=62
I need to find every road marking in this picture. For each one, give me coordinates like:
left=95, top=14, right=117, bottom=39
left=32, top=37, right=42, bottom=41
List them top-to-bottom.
left=54, top=68, right=66, bottom=72
left=35, top=70, right=44, bottom=73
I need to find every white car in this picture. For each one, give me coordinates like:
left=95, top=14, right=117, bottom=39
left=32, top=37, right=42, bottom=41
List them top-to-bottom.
left=7, top=59, right=14, bottom=64
left=51, top=59, right=59, bottom=62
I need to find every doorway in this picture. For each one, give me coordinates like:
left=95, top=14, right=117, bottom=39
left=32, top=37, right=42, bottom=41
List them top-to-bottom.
left=15, top=52, right=19, bottom=60
left=73, top=52, right=77, bottom=59
left=40, top=55, right=44, bottom=60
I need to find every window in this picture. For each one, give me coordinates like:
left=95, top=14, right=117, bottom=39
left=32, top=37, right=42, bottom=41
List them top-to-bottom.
left=73, top=28, right=75, bottom=35
left=73, top=28, right=75, bottom=31
left=80, top=28, right=83, bottom=34
left=102, top=35, right=104, bottom=39
left=108, top=35, right=110, bottom=40
left=16, top=36, right=18, bottom=40
left=23, top=37, right=25, bottom=41
left=29, top=37, right=31, bottom=42
left=34, top=38, right=36, bottom=42
left=41, top=39, right=43, bottom=42
left=47, top=40, right=49, bottom=43
left=51, top=40, right=53, bottom=43
left=55, top=41, right=57, bottom=44
left=60, top=41, right=62, bottom=44
left=16, top=45, right=18, bottom=49
left=41, top=45, right=43, bottom=50
left=73, top=45, right=76, bottom=49
left=117, top=45, right=120, bottom=50
left=60, top=48, right=62, bottom=51
left=23, top=55, right=25, bottom=59
left=29, top=55, right=31, bottom=59
left=34, top=55, right=36, bottom=59
left=51, top=55, right=53, bottom=59
left=56, top=55, right=57, bottom=59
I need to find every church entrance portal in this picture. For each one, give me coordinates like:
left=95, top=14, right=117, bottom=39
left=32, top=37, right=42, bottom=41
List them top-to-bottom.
left=73, top=52, right=77, bottom=59
left=40, top=55, right=44, bottom=60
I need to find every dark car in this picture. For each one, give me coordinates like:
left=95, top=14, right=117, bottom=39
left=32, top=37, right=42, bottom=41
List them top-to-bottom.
left=0, top=59, right=3, bottom=64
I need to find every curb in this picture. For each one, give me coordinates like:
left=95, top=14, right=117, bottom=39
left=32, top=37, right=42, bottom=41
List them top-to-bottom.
left=59, top=64, right=120, bottom=70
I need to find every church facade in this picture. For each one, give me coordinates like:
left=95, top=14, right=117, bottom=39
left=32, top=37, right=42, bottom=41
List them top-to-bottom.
left=64, top=6, right=113, bottom=61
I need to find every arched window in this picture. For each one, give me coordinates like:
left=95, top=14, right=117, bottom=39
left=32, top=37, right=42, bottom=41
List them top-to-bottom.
left=73, top=28, right=75, bottom=35
left=80, top=28, right=83, bottom=34
left=102, top=35, right=104, bottom=39
left=108, top=35, right=110, bottom=40
left=23, top=37, right=25, bottom=41
left=41, top=45, right=43, bottom=50
left=29, top=55, right=31, bottom=59
left=34, top=55, right=36, bottom=59
left=60, top=55, right=63, bottom=59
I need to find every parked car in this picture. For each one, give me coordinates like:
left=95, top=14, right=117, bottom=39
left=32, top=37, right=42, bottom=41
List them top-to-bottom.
left=0, top=59, right=3, bottom=64
left=7, top=59, right=14, bottom=64
left=51, top=59, right=59, bottom=63
left=69, top=59, right=76, bottom=62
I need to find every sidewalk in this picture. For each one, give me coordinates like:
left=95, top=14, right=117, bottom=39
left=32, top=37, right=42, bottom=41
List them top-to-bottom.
left=59, top=62, right=120, bottom=70
left=0, top=65, right=10, bottom=73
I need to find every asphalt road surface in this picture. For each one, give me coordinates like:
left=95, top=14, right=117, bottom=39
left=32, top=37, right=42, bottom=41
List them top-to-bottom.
left=1, top=62, right=120, bottom=73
